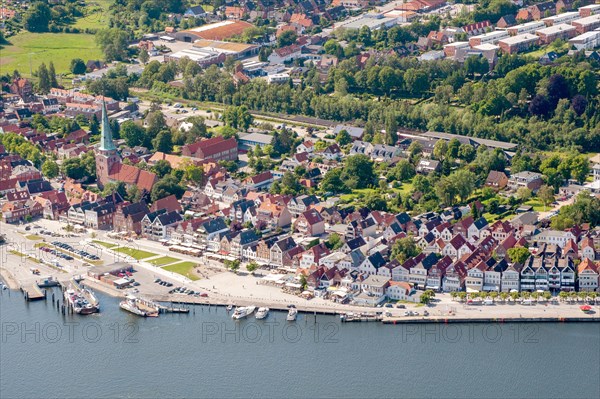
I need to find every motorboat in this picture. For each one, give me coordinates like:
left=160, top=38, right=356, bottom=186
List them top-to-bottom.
left=226, top=305, right=233, bottom=312
left=232, top=306, right=256, bottom=320
left=255, top=307, right=269, bottom=319
left=286, top=307, right=298, bottom=321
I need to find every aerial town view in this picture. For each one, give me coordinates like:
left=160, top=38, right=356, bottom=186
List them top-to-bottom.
left=0, top=0, right=599, bottom=398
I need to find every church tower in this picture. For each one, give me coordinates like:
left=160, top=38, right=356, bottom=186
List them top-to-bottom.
left=95, top=101, right=120, bottom=189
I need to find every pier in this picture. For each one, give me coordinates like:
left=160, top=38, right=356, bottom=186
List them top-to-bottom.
left=21, top=284, right=46, bottom=301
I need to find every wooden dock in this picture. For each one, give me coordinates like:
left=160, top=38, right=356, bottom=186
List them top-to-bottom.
left=22, top=284, right=45, bottom=301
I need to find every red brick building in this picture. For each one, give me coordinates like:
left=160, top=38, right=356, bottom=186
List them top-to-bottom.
left=181, top=137, right=238, bottom=162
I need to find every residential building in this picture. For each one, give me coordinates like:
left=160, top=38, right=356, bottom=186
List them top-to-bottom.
left=535, top=23, right=577, bottom=44
left=508, top=171, right=544, bottom=192
left=578, top=258, right=599, bottom=291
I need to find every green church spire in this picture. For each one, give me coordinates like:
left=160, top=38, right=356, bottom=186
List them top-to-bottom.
left=98, top=100, right=117, bottom=152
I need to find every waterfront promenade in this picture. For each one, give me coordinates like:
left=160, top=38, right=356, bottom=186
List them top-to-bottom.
left=1, top=220, right=599, bottom=324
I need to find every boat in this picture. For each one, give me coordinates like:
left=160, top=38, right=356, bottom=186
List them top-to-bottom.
left=37, top=276, right=59, bottom=288
left=64, top=287, right=99, bottom=315
left=119, top=295, right=159, bottom=317
left=226, top=305, right=233, bottom=312
left=231, top=306, right=255, bottom=320
left=255, top=307, right=269, bottom=319
left=286, top=307, right=298, bottom=321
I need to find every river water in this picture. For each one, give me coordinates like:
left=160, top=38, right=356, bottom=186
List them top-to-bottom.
left=1, top=288, right=599, bottom=398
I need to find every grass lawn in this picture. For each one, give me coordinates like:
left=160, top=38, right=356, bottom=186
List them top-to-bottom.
left=72, top=0, right=111, bottom=30
left=0, top=32, right=103, bottom=77
left=525, top=42, right=568, bottom=59
left=394, top=182, right=414, bottom=196
left=340, top=188, right=376, bottom=201
left=524, top=198, right=550, bottom=212
left=24, top=234, right=43, bottom=241
left=92, top=240, right=116, bottom=249
left=112, top=246, right=157, bottom=260
left=9, top=250, right=40, bottom=263
left=148, top=256, right=180, bottom=267
left=163, top=262, right=200, bottom=281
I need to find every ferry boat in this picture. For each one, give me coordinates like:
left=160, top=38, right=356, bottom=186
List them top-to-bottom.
left=64, top=287, right=99, bottom=315
left=119, top=295, right=159, bottom=317
left=232, top=306, right=255, bottom=320
left=255, top=307, right=269, bottom=319
left=286, top=307, right=298, bottom=321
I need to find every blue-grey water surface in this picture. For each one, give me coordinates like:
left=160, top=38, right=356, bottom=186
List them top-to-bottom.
left=1, top=288, right=599, bottom=398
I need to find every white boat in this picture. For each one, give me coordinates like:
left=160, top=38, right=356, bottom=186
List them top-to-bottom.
left=64, top=288, right=99, bottom=315
left=119, top=295, right=159, bottom=317
left=119, top=298, right=147, bottom=317
left=226, top=305, right=233, bottom=312
left=232, top=306, right=256, bottom=320
left=255, top=307, right=269, bottom=319
left=286, top=307, right=298, bottom=321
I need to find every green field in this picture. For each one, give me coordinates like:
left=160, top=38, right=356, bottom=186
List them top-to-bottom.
left=73, top=0, right=112, bottom=30
left=0, top=32, right=102, bottom=76
left=524, top=198, right=551, bottom=212
left=24, top=234, right=43, bottom=241
left=92, top=240, right=116, bottom=249
left=112, top=247, right=157, bottom=260
left=148, top=256, right=181, bottom=266
left=163, top=262, right=200, bottom=281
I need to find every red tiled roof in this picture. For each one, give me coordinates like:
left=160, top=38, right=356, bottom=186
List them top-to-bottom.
left=184, top=136, right=237, bottom=158
left=108, top=163, right=157, bottom=192
left=150, top=194, right=182, bottom=213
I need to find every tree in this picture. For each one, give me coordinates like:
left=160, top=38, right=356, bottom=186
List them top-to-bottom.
left=24, top=3, right=51, bottom=32
left=96, top=29, right=130, bottom=62
left=277, top=30, right=297, bottom=47
left=139, top=48, right=150, bottom=64
left=70, top=58, right=86, bottom=75
left=48, top=62, right=58, bottom=88
left=37, top=63, right=51, bottom=94
left=404, top=68, right=429, bottom=95
left=529, top=94, right=552, bottom=118
left=571, top=94, right=588, bottom=116
left=223, top=106, right=253, bottom=131
left=146, top=111, right=167, bottom=139
left=384, top=114, right=398, bottom=146
left=120, top=121, right=148, bottom=147
left=335, top=129, right=352, bottom=146
left=152, top=130, right=173, bottom=153
left=433, top=140, right=448, bottom=161
left=341, top=155, right=376, bottom=189
left=41, top=160, right=59, bottom=179
left=152, top=160, right=173, bottom=178
left=389, top=160, right=415, bottom=182
left=182, top=162, right=204, bottom=186
left=321, top=168, right=348, bottom=194
left=279, top=171, right=303, bottom=195
left=150, top=175, right=185, bottom=202
left=435, top=177, right=458, bottom=206
left=102, top=181, right=127, bottom=198
left=126, top=184, right=142, bottom=203
left=537, top=185, right=555, bottom=209
left=516, top=187, right=532, bottom=202
left=364, top=193, right=387, bottom=211
left=327, top=233, right=343, bottom=250
left=391, top=237, right=421, bottom=263
left=507, top=247, right=530, bottom=264
left=225, top=259, right=240, bottom=273
left=246, top=261, right=259, bottom=274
